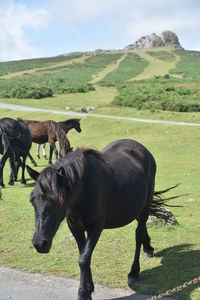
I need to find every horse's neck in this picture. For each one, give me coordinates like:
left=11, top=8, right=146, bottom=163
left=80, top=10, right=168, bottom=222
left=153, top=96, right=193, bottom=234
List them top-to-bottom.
left=60, top=122, right=74, bottom=133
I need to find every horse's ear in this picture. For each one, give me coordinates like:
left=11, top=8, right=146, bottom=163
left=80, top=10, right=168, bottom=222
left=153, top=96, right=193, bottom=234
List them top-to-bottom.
left=26, top=165, right=40, bottom=181
left=56, top=166, right=65, bottom=177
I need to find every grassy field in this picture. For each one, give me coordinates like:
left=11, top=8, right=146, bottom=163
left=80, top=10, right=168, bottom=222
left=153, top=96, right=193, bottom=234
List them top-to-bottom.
left=0, top=47, right=200, bottom=299
left=129, top=48, right=179, bottom=81
left=170, top=50, right=200, bottom=81
left=100, top=52, right=149, bottom=86
left=0, top=53, right=122, bottom=98
left=0, top=108, right=200, bottom=299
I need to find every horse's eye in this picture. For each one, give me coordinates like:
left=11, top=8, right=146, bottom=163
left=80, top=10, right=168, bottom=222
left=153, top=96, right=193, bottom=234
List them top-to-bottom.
left=43, top=211, right=48, bottom=219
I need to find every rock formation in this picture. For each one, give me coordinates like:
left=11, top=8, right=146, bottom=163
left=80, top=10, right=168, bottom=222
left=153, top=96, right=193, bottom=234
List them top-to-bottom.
left=124, top=31, right=183, bottom=51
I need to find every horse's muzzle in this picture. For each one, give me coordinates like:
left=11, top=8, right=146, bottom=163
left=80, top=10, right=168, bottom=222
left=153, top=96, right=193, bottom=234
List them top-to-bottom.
left=33, top=239, right=50, bottom=254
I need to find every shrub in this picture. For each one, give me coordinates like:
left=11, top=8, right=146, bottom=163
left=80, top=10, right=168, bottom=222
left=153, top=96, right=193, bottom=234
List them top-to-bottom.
left=112, top=82, right=200, bottom=112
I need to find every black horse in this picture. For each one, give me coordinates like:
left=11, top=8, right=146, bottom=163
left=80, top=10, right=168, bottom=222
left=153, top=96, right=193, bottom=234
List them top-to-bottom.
left=0, top=117, right=32, bottom=187
left=27, top=139, right=177, bottom=300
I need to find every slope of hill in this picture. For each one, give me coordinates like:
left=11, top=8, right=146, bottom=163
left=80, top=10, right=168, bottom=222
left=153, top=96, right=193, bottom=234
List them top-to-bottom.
left=0, top=46, right=200, bottom=113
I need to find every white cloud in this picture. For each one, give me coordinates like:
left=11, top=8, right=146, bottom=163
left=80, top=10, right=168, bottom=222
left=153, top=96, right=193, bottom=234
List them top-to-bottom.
left=49, top=0, right=200, bottom=51
left=50, top=0, right=129, bottom=27
left=0, top=1, right=49, bottom=61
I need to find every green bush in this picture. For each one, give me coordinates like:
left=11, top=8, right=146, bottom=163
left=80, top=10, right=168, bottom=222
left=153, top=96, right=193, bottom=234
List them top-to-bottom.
left=0, top=80, right=53, bottom=99
left=112, top=81, right=200, bottom=112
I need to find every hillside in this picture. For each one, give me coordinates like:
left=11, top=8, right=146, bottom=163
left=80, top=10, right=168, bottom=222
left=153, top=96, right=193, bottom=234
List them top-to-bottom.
left=0, top=46, right=200, bottom=113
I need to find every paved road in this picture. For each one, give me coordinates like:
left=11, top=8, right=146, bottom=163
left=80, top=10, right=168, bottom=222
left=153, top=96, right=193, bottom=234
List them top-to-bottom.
left=1, top=102, right=200, bottom=127
left=0, top=266, right=155, bottom=300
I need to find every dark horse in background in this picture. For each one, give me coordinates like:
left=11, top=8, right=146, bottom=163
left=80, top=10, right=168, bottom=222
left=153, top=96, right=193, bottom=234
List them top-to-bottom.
left=0, top=118, right=32, bottom=187
left=37, top=118, right=81, bottom=160
left=20, top=119, right=75, bottom=164
left=27, top=139, right=177, bottom=300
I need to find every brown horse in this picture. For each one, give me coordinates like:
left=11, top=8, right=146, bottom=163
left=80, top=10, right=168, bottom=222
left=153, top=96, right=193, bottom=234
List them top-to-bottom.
left=37, top=118, right=81, bottom=160
left=19, top=119, right=72, bottom=164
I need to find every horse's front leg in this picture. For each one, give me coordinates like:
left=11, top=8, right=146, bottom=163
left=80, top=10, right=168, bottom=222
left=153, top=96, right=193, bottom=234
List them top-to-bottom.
left=49, top=141, right=58, bottom=164
left=37, top=144, right=40, bottom=159
left=48, top=146, right=53, bottom=164
left=0, top=151, right=10, bottom=187
left=28, top=152, right=37, bottom=167
left=20, top=156, right=27, bottom=184
left=68, top=219, right=102, bottom=300
left=78, top=225, right=102, bottom=300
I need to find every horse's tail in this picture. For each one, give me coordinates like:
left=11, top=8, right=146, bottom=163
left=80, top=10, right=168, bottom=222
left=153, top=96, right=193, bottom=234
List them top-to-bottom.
left=149, top=184, right=182, bottom=225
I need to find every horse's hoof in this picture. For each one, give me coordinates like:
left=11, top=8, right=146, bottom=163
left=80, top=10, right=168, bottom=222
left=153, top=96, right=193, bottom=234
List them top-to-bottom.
left=37, top=155, right=40, bottom=159
left=34, top=163, right=37, bottom=167
left=21, top=179, right=26, bottom=184
left=8, top=181, right=14, bottom=186
left=0, top=184, right=5, bottom=189
left=143, top=249, right=154, bottom=259
left=128, top=275, right=139, bottom=288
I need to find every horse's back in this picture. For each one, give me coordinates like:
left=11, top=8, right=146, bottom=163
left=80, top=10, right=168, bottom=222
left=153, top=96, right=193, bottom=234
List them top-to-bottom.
left=0, top=117, right=32, bottom=154
left=26, top=120, right=52, bottom=143
left=101, top=139, right=156, bottom=228
left=103, top=139, right=156, bottom=176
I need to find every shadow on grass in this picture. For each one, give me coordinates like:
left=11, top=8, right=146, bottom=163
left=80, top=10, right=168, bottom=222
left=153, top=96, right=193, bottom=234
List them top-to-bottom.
left=22, top=182, right=35, bottom=188
left=130, top=244, right=200, bottom=300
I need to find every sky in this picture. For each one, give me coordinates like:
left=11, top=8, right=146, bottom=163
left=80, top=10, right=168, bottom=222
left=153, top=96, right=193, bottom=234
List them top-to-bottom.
left=0, top=0, right=200, bottom=61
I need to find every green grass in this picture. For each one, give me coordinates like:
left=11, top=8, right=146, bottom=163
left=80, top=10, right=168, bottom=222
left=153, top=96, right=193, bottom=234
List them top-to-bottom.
left=146, top=50, right=177, bottom=62
left=170, top=50, right=200, bottom=81
left=100, top=53, right=148, bottom=86
left=0, top=54, right=83, bottom=77
left=0, top=109, right=200, bottom=299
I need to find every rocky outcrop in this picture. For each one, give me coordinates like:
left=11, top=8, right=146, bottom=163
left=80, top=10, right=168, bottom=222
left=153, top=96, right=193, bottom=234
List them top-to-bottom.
left=124, top=31, right=183, bottom=51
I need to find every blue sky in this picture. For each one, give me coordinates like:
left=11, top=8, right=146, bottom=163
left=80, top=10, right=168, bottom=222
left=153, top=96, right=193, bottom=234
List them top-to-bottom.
left=0, top=0, right=200, bottom=61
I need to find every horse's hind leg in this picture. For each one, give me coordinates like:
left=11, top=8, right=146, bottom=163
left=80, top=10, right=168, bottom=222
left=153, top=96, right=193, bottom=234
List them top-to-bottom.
left=42, top=144, right=47, bottom=159
left=8, top=157, right=16, bottom=185
left=143, top=184, right=154, bottom=258
left=128, top=214, right=148, bottom=286
left=143, top=226, right=154, bottom=258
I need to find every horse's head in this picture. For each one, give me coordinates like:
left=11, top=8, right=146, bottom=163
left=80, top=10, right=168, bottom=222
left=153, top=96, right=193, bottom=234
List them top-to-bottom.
left=74, top=119, right=81, bottom=133
left=27, top=165, right=67, bottom=254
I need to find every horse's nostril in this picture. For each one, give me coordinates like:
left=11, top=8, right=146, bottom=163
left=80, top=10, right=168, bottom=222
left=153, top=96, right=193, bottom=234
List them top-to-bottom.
left=41, top=240, right=48, bottom=248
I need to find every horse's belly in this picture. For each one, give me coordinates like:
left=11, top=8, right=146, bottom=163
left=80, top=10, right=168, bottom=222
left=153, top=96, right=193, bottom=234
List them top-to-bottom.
left=32, top=136, right=47, bottom=144
left=104, top=190, right=147, bottom=229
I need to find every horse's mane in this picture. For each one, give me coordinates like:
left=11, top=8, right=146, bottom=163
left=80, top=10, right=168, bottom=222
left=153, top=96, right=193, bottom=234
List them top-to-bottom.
left=59, top=118, right=80, bottom=126
left=49, top=122, right=71, bottom=154
left=81, top=146, right=104, bottom=162
left=37, top=147, right=104, bottom=204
